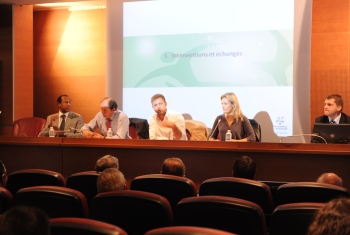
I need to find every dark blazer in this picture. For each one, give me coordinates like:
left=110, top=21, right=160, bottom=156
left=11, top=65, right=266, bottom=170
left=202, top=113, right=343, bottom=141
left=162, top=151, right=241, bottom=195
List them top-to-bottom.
left=39, top=111, right=84, bottom=138
left=311, top=112, right=350, bottom=143
left=314, top=112, right=350, bottom=124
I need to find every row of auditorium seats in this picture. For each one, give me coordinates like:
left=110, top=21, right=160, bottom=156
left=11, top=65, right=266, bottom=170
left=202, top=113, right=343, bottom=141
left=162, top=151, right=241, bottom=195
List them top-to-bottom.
left=11, top=117, right=262, bottom=141
left=1, top=168, right=348, bottom=234
left=4, top=169, right=349, bottom=210
left=4, top=169, right=350, bottom=208
left=0, top=186, right=326, bottom=235
left=51, top=218, right=238, bottom=235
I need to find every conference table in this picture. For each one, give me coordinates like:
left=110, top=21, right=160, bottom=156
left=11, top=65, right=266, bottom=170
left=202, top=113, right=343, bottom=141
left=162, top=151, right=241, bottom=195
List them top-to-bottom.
left=1, top=136, right=350, bottom=190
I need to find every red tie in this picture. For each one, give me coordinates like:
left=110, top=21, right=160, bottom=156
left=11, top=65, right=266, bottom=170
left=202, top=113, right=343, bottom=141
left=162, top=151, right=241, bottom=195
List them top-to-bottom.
left=106, top=118, right=111, bottom=129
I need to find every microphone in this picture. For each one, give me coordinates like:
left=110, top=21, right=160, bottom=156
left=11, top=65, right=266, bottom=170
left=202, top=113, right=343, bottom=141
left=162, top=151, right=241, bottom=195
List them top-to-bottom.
left=208, top=119, right=221, bottom=140
left=66, top=127, right=81, bottom=133
left=37, top=128, right=81, bottom=137
left=38, top=130, right=49, bottom=137
left=273, top=134, right=327, bottom=144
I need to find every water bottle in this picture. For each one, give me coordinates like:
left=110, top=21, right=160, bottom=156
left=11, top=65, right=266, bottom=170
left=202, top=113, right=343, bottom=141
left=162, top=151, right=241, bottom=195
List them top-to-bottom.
left=49, top=127, right=55, bottom=137
left=107, top=128, right=113, bottom=138
left=225, top=130, right=232, bottom=141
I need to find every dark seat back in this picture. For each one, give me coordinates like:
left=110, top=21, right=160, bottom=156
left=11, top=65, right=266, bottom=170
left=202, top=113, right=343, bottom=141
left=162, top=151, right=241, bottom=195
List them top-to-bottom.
left=12, top=117, right=46, bottom=137
left=129, top=118, right=149, bottom=139
left=249, top=119, right=261, bottom=142
left=6, top=168, right=65, bottom=195
left=66, top=171, right=99, bottom=205
left=130, top=174, right=197, bottom=209
left=199, top=177, right=273, bottom=214
left=259, top=180, right=291, bottom=205
left=275, top=182, right=350, bottom=206
left=11, top=186, right=88, bottom=218
left=0, top=187, right=11, bottom=213
left=89, top=190, right=173, bottom=235
left=174, top=196, right=266, bottom=235
left=269, top=202, right=325, bottom=235
left=50, top=217, right=128, bottom=235
left=146, top=226, right=237, bottom=235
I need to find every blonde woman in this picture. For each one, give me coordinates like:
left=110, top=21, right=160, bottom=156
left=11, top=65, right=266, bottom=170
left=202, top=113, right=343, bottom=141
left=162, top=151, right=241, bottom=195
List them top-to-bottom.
left=209, top=92, right=256, bottom=142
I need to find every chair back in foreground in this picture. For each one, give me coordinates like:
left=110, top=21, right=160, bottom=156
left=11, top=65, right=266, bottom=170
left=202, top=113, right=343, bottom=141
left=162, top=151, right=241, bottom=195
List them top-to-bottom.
left=12, top=117, right=46, bottom=137
left=6, top=168, right=65, bottom=195
left=66, top=171, right=99, bottom=204
left=130, top=174, right=197, bottom=209
left=199, top=177, right=273, bottom=214
left=275, top=182, right=350, bottom=206
left=11, top=186, right=88, bottom=218
left=0, top=187, right=11, bottom=213
left=89, top=190, right=173, bottom=235
left=174, top=196, right=266, bottom=235
left=269, top=202, right=325, bottom=235
left=50, top=217, right=127, bottom=235
left=146, top=226, right=237, bottom=235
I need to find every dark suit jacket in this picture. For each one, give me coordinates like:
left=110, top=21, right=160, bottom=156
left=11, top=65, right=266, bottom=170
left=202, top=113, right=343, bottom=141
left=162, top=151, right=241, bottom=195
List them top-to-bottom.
left=40, top=111, right=84, bottom=138
left=311, top=112, right=350, bottom=142
left=314, top=112, right=350, bottom=124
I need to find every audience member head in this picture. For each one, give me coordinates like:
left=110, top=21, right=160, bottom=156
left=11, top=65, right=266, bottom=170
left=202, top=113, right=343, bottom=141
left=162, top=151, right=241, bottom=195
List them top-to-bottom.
left=95, top=155, right=119, bottom=172
left=232, top=156, right=256, bottom=180
left=161, top=157, right=186, bottom=177
left=0, top=160, right=7, bottom=187
left=97, top=168, right=126, bottom=193
left=316, top=172, right=343, bottom=187
left=307, top=197, right=350, bottom=235
left=0, top=206, right=50, bottom=235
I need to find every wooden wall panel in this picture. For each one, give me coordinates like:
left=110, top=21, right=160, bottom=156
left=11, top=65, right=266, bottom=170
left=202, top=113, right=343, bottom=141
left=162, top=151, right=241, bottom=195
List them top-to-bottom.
left=310, top=0, right=350, bottom=126
left=0, top=5, right=13, bottom=136
left=13, top=5, right=34, bottom=121
left=33, top=9, right=106, bottom=123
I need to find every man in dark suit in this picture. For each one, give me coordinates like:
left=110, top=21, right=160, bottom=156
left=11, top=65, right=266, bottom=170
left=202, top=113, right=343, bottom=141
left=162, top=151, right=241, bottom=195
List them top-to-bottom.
left=39, top=94, right=84, bottom=138
left=311, top=94, right=350, bottom=142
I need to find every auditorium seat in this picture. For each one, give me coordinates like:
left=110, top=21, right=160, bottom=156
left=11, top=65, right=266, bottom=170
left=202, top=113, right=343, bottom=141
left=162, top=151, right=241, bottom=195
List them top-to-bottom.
left=12, top=117, right=46, bottom=137
left=129, top=117, right=149, bottom=139
left=6, top=168, right=66, bottom=195
left=66, top=171, right=99, bottom=205
left=130, top=173, right=197, bottom=209
left=199, top=177, right=273, bottom=214
left=259, top=180, right=290, bottom=205
left=275, top=182, right=350, bottom=206
left=11, top=186, right=88, bottom=218
left=0, top=187, right=11, bottom=213
left=89, top=190, right=173, bottom=235
left=174, top=196, right=267, bottom=235
left=269, top=202, right=325, bottom=235
left=50, top=217, right=128, bottom=235
left=146, top=226, right=237, bottom=235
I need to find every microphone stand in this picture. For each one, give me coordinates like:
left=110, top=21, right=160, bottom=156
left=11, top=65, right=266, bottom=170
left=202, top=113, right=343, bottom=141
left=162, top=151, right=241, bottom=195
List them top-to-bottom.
left=208, top=119, right=221, bottom=140
left=274, top=134, right=327, bottom=144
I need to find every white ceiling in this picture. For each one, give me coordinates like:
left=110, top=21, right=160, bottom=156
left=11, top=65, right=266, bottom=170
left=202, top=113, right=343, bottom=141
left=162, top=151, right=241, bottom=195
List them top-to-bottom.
left=0, top=0, right=105, bottom=10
